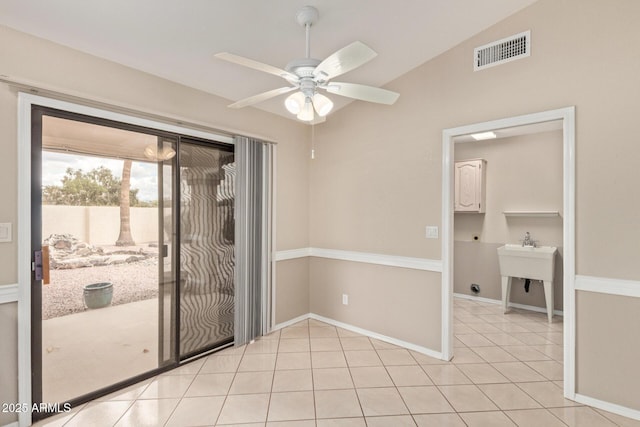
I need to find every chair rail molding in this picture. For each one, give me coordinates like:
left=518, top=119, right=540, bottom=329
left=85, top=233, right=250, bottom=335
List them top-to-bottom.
left=275, top=247, right=442, bottom=272
left=575, top=275, right=640, bottom=298
left=0, top=284, right=19, bottom=304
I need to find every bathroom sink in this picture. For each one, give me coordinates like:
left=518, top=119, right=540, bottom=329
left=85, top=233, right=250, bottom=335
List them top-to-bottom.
left=497, top=244, right=557, bottom=282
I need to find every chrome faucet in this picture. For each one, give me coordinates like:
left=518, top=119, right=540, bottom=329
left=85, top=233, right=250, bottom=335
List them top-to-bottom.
left=522, top=232, right=537, bottom=247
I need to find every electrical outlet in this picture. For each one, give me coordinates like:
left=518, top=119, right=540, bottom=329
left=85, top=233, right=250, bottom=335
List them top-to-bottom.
left=425, top=226, right=439, bottom=239
left=342, top=294, right=349, bottom=305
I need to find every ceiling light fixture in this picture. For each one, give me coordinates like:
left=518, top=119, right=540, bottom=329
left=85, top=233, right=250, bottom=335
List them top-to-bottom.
left=284, top=91, right=306, bottom=115
left=285, top=91, right=334, bottom=121
left=312, top=93, right=333, bottom=117
left=296, top=96, right=315, bottom=121
left=471, top=131, right=497, bottom=141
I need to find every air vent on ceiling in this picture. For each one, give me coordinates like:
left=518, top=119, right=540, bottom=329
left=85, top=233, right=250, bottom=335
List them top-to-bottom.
left=474, top=30, right=530, bottom=71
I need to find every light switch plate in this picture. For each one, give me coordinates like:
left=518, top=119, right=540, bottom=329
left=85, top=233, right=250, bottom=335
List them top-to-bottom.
left=0, top=223, right=12, bottom=243
left=425, top=226, right=439, bottom=239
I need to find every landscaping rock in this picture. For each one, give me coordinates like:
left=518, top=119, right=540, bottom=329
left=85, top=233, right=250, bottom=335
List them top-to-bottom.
left=44, top=233, right=155, bottom=270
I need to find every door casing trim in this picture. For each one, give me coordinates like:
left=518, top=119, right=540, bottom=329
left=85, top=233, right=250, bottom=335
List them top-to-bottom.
left=441, top=106, right=576, bottom=401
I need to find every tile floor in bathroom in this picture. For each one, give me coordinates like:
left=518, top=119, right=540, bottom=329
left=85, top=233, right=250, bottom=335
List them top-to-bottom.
left=35, top=297, right=639, bottom=427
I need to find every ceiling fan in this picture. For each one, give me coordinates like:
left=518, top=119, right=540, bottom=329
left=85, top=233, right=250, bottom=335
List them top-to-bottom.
left=215, top=5, right=400, bottom=122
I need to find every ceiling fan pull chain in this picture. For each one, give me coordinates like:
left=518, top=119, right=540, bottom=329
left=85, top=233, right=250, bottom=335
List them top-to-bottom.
left=311, top=123, right=316, bottom=159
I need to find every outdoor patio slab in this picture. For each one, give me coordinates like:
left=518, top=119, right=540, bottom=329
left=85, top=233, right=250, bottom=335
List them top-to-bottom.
left=42, top=298, right=158, bottom=404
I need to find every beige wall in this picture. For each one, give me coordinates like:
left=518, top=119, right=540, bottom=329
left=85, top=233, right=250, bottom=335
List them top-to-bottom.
left=2, top=0, right=640, bottom=416
left=311, top=0, right=640, bottom=410
left=314, top=0, right=640, bottom=279
left=0, top=23, right=311, bottom=412
left=0, top=23, right=311, bottom=260
left=0, top=86, right=18, bottom=285
left=454, top=131, right=564, bottom=309
left=275, top=258, right=310, bottom=325
left=309, top=258, right=441, bottom=350
left=577, top=291, right=640, bottom=411
left=0, top=302, right=18, bottom=426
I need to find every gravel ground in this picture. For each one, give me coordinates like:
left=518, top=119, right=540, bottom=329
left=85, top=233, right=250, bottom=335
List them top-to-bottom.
left=42, top=258, right=159, bottom=320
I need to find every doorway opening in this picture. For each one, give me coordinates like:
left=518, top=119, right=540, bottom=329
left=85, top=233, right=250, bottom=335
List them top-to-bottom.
left=441, top=107, right=576, bottom=400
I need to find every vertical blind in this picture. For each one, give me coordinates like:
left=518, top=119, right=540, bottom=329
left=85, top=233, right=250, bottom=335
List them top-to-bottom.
left=234, top=136, right=273, bottom=346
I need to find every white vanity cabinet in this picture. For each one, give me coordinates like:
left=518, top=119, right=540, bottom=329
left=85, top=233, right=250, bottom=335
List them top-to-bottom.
left=454, top=159, right=486, bottom=213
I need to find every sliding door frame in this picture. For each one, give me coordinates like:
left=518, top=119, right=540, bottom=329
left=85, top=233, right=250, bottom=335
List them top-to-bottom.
left=17, top=93, right=235, bottom=426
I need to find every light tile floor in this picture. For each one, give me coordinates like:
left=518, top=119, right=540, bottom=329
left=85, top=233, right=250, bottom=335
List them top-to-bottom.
left=35, top=297, right=640, bottom=426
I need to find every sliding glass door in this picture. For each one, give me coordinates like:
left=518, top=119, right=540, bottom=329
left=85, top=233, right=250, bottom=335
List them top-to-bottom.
left=31, top=107, right=235, bottom=417
left=33, top=109, right=178, bottom=407
left=179, top=139, right=235, bottom=358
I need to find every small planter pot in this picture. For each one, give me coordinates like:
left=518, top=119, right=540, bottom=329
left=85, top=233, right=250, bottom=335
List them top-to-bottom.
left=83, top=282, right=113, bottom=309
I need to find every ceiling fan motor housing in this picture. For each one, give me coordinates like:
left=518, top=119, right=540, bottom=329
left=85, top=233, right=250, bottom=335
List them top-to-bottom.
left=285, top=58, right=321, bottom=78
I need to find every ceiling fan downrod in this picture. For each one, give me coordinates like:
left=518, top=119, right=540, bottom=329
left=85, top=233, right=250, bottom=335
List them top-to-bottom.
left=296, top=6, right=319, bottom=59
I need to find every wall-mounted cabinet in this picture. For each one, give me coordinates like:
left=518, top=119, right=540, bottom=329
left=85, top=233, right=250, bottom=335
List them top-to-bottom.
left=454, top=159, right=486, bottom=213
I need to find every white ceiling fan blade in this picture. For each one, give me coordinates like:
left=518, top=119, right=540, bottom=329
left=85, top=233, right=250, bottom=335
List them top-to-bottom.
left=313, top=41, right=377, bottom=81
left=215, top=52, right=298, bottom=81
left=325, top=82, right=400, bottom=105
left=228, top=87, right=297, bottom=109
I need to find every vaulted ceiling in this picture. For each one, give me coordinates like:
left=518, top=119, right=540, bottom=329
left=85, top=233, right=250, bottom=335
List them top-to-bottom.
left=0, top=0, right=538, bottom=121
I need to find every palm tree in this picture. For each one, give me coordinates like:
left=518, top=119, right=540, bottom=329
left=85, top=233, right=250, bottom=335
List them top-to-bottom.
left=116, top=159, right=135, bottom=246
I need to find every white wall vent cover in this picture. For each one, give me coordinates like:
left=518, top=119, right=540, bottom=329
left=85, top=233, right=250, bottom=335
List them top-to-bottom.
left=474, top=30, right=530, bottom=71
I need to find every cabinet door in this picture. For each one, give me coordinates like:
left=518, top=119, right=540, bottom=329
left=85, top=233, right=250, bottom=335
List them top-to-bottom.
left=455, top=160, right=484, bottom=212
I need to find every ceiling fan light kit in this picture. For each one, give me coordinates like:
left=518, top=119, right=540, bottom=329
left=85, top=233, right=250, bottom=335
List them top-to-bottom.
left=215, top=5, right=399, bottom=123
left=284, top=91, right=305, bottom=115
left=312, top=93, right=333, bottom=116
left=297, top=98, right=315, bottom=121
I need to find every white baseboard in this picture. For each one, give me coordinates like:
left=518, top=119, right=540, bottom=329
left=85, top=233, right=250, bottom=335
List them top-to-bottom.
left=454, top=292, right=564, bottom=316
left=271, top=312, right=444, bottom=361
left=272, top=313, right=310, bottom=331
left=308, top=313, right=444, bottom=361
left=574, top=393, right=640, bottom=422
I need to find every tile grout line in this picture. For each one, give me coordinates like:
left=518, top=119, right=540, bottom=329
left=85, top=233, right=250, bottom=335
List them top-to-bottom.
left=56, top=297, right=594, bottom=427
left=449, top=298, right=575, bottom=422
left=458, top=301, right=584, bottom=415
left=307, top=321, right=319, bottom=427
left=264, top=327, right=282, bottom=425
left=341, top=331, right=367, bottom=423
left=377, top=339, right=426, bottom=426
left=213, top=343, right=246, bottom=426
left=160, top=360, right=207, bottom=427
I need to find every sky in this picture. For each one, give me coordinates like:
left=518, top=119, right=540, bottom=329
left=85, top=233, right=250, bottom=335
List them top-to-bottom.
left=42, top=151, right=158, bottom=202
